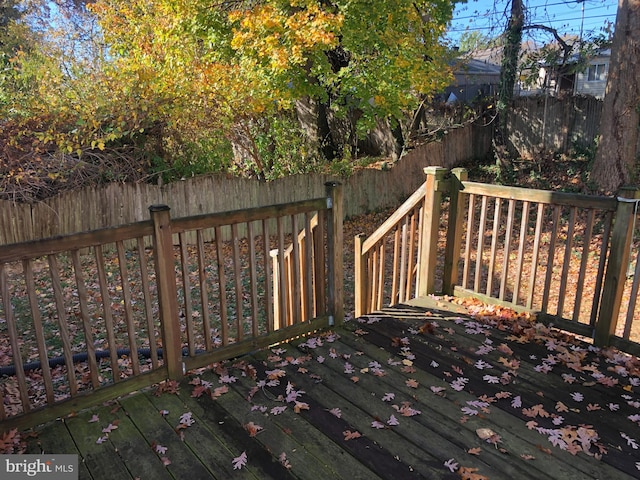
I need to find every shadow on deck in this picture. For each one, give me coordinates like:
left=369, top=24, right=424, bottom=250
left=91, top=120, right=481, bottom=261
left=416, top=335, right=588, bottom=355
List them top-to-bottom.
left=25, top=299, right=640, bottom=479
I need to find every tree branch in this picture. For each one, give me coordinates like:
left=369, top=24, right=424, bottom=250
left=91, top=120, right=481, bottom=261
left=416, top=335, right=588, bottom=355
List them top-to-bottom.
left=523, top=24, right=575, bottom=63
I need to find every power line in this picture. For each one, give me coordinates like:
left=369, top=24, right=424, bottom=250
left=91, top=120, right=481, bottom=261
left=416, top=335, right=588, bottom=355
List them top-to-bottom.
left=452, top=1, right=613, bottom=21
left=452, top=3, right=617, bottom=22
left=447, top=14, right=614, bottom=33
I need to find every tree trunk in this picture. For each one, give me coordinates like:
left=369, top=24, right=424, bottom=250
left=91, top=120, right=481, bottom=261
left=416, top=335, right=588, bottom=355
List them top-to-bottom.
left=495, top=0, right=524, bottom=175
left=498, top=0, right=524, bottom=127
left=591, top=0, right=640, bottom=193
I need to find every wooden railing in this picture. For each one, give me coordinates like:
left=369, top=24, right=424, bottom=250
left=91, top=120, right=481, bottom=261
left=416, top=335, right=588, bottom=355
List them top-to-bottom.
left=353, top=167, right=441, bottom=317
left=356, top=167, right=640, bottom=356
left=445, top=169, right=617, bottom=337
left=0, top=183, right=343, bottom=430
left=270, top=213, right=321, bottom=328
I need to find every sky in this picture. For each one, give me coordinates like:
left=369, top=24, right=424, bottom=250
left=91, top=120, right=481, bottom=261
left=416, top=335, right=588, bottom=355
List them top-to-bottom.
left=445, top=0, right=619, bottom=47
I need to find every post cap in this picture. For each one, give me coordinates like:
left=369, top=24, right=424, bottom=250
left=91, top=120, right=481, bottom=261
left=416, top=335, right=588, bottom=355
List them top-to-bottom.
left=149, top=204, right=170, bottom=212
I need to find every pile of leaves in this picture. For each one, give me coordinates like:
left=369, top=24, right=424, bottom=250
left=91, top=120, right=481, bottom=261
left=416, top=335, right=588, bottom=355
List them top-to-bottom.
left=0, top=119, right=156, bottom=202
left=0, top=428, right=27, bottom=454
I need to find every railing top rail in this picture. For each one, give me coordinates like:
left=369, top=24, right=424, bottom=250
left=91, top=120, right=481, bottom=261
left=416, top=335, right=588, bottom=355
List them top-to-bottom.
left=460, top=181, right=617, bottom=211
left=362, top=182, right=427, bottom=252
left=0, top=197, right=330, bottom=264
left=171, top=198, right=329, bottom=234
left=0, top=221, right=154, bottom=263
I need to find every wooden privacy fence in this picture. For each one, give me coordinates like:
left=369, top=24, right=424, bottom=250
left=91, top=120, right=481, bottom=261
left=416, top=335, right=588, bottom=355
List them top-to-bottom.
left=0, top=124, right=492, bottom=247
left=355, top=167, right=640, bottom=356
left=0, top=183, right=343, bottom=430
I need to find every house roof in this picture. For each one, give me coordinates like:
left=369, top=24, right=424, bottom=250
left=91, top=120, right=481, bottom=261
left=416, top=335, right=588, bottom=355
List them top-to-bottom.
left=453, top=58, right=502, bottom=76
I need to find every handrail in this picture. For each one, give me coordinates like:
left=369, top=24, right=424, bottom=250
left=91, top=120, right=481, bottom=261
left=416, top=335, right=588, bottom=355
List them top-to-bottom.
left=354, top=165, right=640, bottom=355
left=354, top=167, right=445, bottom=317
left=460, top=181, right=617, bottom=210
left=362, top=182, right=427, bottom=252
left=0, top=188, right=343, bottom=430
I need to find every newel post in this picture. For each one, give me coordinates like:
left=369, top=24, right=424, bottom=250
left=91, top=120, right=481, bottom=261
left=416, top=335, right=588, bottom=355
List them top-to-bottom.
left=417, top=166, right=448, bottom=297
left=442, top=168, right=468, bottom=295
left=326, top=182, right=344, bottom=326
left=594, top=187, right=640, bottom=347
left=149, top=205, right=183, bottom=380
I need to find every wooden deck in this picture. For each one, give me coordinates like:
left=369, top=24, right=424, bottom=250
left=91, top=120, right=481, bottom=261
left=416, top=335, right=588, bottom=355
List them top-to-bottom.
left=23, top=299, right=640, bottom=479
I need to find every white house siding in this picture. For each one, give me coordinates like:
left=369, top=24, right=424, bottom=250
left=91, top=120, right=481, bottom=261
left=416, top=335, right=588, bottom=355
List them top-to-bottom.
left=575, top=54, right=610, bottom=99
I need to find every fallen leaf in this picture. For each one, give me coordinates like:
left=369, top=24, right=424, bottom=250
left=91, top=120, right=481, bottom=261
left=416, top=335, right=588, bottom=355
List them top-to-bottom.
left=406, top=378, right=419, bottom=388
left=211, top=385, right=229, bottom=398
left=387, top=415, right=399, bottom=426
left=244, top=422, right=263, bottom=437
left=102, top=423, right=118, bottom=434
left=476, top=428, right=496, bottom=440
left=343, top=430, right=362, bottom=441
left=153, top=443, right=168, bottom=455
left=536, top=445, right=553, bottom=455
left=232, top=451, right=247, bottom=470
left=279, top=452, right=291, bottom=469
left=444, top=458, right=458, bottom=472
left=458, top=466, right=489, bottom=480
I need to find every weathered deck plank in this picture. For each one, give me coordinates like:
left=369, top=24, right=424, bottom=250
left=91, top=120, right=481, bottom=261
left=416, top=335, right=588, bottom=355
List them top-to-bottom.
left=15, top=301, right=640, bottom=480
left=347, top=308, right=632, bottom=479
left=213, top=372, right=382, bottom=480
left=194, top=377, right=339, bottom=480
left=144, top=388, right=261, bottom=480
left=118, top=393, right=216, bottom=479
left=63, top=407, right=134, bottom=480
left=27, top=418, right=92, bottom=479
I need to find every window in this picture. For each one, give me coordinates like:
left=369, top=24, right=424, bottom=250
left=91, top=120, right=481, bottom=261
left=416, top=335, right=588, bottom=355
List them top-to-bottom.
left=587, top=64, right=606, bottom=82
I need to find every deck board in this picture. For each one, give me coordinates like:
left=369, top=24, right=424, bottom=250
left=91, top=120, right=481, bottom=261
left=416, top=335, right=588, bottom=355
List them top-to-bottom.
left=19, top=301, right=640, bottom=479
left=347, top=309, right=628, bottom=479
left=64, top=407, right=134, bottom=480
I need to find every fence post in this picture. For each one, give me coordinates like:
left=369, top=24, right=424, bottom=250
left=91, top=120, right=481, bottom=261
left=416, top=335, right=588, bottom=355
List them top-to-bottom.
left=418, top=166, right=448, bottom=297
left=442, top=168, right=468, bottom=296
left=326, top=182, right=344, bottom=326
left=594, top=187, right=640, bottom=347
left=149, top=205, right=183, bottom=380
left=354, top=234, right=368, bottom=318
